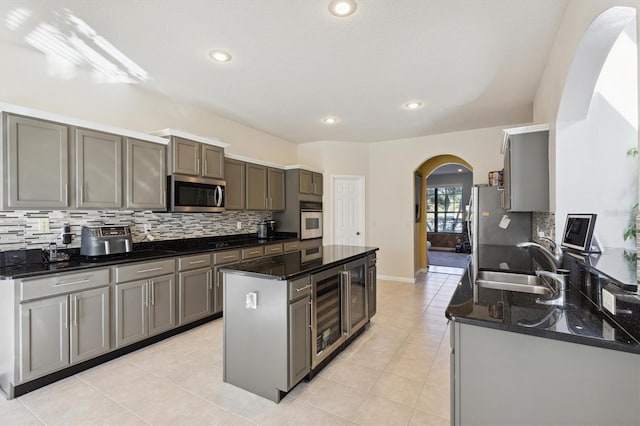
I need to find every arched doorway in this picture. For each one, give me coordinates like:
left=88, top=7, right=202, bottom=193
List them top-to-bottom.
left=556, top=7, right=637, bottom=252
left=414, top=155, right=473, bottom=274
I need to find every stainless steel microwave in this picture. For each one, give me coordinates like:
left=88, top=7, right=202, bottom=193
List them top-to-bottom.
left=167, top=174, right=226, bottom=212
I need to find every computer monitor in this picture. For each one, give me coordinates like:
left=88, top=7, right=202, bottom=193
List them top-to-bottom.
left=561, top=213, right=597, bottom=252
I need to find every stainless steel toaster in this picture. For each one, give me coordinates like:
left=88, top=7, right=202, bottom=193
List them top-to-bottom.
left=80, top=225, right=133, bottom=257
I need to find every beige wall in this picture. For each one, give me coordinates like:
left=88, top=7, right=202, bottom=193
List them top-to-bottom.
left=0, top=41, right=297, bottom=165
left=368, top=127, right=506, bottom=281
left=298, top=141, right=369, bottom=245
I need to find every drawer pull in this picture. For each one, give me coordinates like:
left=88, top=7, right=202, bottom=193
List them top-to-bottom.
left=223, top=255, right=237, bottom=259
left=189, top=260, right=206, bottom=265
left=137, top=267, right=163, bottom=274
left=55, top=278, right=91, bottom=287
left=295, top=285, right=311, bottom=292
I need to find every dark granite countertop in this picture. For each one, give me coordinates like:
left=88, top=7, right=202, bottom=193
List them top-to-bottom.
left=0, top=233, right=298, bottom=279
left=220, top=245, right=379, bottom=280
left=446, top=262, right=640, bottom=355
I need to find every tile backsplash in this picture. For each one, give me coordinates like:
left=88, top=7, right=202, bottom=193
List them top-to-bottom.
left=0, top=210, right=273, bottom=251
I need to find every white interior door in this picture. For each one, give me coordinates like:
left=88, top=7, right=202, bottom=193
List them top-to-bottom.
left=333, top=176, right=365, bottom=246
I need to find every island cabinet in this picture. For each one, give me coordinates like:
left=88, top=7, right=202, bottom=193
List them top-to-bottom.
left=4, top=114, right=69, bottom=209
left=177, top=253, right=213, bottom=325
left=114, top=259, right=176, bottom=348
left=18, top=269, right=110, bottom=383
left=223, top=273, right=311, bottom=402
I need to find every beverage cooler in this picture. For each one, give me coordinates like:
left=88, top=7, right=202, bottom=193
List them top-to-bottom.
left=310, top=257, right=368, bottom=368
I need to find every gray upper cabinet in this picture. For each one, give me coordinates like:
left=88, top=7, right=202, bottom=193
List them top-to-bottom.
left=5, top=114, right=69, bottom=209
left=75, top=129, right=122, bottom=208
left=502, top=129, right=549, bottom=212
left=169, top=136, right=225, bottom=179
left=171, top=136, right=199, bottom=175
left=125, top=138, right=166, bottom=210
left=202, top=144, right=224, bottom=179
left=224, top=158, right=246, bottom=210
left=246, top=163, right=268, bottom=210
left=246, top=163, right=285, bottom=211
left=268, top=168, right=285, bottom=211
left=300, top=170, right=323, bottom=196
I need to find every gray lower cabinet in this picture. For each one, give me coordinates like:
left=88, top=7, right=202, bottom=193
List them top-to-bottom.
left=5, top=114, right=69, bottom=209
left=74, top=128, right=122, bottom=208
left=125, top=138, right=166, bottom=210
left=213, top=249, right=241, bottom=314
left=178, top=253, right=213, bottom=325
left=367, top=255, right=377, bottom=318
left=114, top=259, right=176, bottom=348
left=178, top=267, right=212, bottom=325
left=114, top=273, right=176, bottom=347
left=19, top=286, right=110, bottom=382
left=70, top=287, right=110, bottom=364
left=288, top=294, right=311, bottom=388
left=19, top=295, right=69, bottom=382
left=451, top=322, right=640, bottom=425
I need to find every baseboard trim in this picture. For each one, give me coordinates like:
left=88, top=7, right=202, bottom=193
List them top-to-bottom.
left=377, top=274, right=415, bottom=283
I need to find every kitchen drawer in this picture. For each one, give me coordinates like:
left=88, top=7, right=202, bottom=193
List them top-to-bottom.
left=283, top=241, right=300, bottom=252
left=264, top=243, right=283, bottom=256
left=242, top=246, right=263, bottom=260
left=213, top=249, right=241, bottom=265
left=178, top=253, right=211, bottom=271
left=115, top=259, right=176, bottom=283
left=20, top=268, right=110, bottom=301
left=288, top=275, right=311, bottom=301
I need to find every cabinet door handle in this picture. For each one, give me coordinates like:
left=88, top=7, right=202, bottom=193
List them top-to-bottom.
left=204, top=160, right=208, bottom=176
left=65, top=184, right=68, bottom=205
left=80, top=184, right=84, bottom=205
left=223, top=255, right=236, bottom=259
left=189, top=260, right=206, bottom=265
left=137, top=267, right=163, bottom=274
left=55, top=278, right=91, bottom=287
left=150, top=280, right=155, bottom=305
left=144, top=281, right=149, bottom=307
left=296, top=285, right=311, bottom=292
left=74, top=295, right=79, bottom=327
left=64, top=299, right=68, bottom=329
left=309, top=299, right=313, bottom=329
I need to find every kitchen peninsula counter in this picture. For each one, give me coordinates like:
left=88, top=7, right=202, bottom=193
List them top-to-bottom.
left=446, top=255, right=640, bottom=425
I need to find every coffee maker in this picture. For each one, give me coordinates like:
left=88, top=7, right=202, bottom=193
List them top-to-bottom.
left=257, top=220, right=277, bottom=239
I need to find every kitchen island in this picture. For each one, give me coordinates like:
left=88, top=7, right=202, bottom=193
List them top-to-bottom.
left=221, top=245, right=378, bottom=402
left=446, top=250, right=640, bottom=425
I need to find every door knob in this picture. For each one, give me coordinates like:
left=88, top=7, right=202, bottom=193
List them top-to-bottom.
left=356, top=232, right=360, bottom=235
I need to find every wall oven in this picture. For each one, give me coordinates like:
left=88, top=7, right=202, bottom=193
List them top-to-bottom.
left=167, top=174, right=225, bottom=212
left=300, top=201, right=322, bottom=240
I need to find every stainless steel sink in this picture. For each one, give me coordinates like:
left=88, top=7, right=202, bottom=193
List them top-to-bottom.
left=475, top=271, right=551, bottom=295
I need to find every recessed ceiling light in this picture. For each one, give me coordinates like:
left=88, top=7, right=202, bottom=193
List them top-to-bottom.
left=328, top=0, right=357, bottom=17
left=209, top=50, right=232, bottom=62
left=404, top=101, right=423, bottom=110
left=322, top=116, right=339, bottom=125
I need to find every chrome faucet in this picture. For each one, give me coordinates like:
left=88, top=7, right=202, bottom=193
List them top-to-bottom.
left=516, top=241, right=562, bottom=272
left=535, top=269, right=569, bottom=306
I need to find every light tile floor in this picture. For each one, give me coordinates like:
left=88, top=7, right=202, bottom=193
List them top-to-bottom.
left=0, top=269, right=461, bottom=426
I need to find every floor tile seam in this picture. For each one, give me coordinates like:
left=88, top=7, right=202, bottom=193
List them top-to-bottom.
left=145, top=369, right=260, bottom=425
left=374, top=369, right=429, bottom=389
left=74, top=374, right=151, bottom=425
left=15, top=398, right=46, bottom=425
left=295, top=399, right=364, bottom=426
left=409, top=407, right=449, bottom=424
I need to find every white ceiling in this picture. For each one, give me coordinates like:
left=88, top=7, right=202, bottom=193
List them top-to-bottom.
left=0, top=0, right=568, bottom=143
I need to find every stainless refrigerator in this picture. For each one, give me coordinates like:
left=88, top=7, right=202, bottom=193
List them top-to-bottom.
left=469, top=186, right=533, bottom=276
